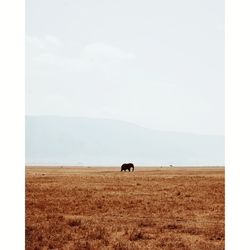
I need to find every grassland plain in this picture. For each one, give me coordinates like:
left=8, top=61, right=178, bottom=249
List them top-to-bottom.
left=25, top=167, right=224, bottom=250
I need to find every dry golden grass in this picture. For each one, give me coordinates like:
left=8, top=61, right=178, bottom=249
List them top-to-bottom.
left=26, top=167, right=224, bottom=250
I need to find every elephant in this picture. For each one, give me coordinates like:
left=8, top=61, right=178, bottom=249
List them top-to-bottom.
left=121, top=163, right=135, bottom=172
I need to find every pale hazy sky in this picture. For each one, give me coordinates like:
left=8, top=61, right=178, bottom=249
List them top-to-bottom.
left=26, top=0, right=224, bottom=135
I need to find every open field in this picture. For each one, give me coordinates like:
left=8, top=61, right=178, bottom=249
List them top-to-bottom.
left=26, top=167, right=224, bottom=250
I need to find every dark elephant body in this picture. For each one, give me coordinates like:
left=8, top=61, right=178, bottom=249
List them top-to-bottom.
left=121, top=163, right=134, bottom=172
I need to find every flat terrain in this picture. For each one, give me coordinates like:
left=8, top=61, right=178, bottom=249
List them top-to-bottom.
left=26, top=167, right=224, bottom=250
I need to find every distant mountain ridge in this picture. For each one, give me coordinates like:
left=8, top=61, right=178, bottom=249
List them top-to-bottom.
left=25, top=116, right=224, bottom=166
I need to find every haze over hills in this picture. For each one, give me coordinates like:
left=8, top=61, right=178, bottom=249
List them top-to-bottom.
left=25, top=116, right=224, bottom=166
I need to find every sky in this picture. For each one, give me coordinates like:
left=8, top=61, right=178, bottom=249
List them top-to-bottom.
left=26, top=0, right=224, bottom=136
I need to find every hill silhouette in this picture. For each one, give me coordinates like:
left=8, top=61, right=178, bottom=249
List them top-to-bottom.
left=26, top=116, right=224, bottom=166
